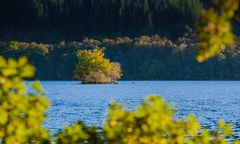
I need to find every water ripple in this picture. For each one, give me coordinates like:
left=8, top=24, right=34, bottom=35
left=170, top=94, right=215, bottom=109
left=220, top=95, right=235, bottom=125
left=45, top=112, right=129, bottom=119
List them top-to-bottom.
left=40, top=81, right=240, bottom=135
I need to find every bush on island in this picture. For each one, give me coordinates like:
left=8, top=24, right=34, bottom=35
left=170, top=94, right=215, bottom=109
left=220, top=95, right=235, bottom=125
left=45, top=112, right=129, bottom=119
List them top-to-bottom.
left=74, top=48, right=122, bottom=84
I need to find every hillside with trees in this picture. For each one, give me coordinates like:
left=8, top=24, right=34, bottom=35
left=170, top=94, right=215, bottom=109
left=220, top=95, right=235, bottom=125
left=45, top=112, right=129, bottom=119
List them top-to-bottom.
left=0, top=0, right=201, bottom=40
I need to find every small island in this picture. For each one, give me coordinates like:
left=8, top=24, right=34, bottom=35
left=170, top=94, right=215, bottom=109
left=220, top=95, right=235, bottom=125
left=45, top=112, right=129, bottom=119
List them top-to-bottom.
left=74, top=48, right=122, bottom=84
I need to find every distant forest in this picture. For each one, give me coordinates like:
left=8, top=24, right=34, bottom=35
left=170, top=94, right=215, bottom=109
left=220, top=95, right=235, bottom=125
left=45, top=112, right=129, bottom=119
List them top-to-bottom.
left=0, top=0, right=201, bottom=39
left=1, top=35, right=240, bottom=80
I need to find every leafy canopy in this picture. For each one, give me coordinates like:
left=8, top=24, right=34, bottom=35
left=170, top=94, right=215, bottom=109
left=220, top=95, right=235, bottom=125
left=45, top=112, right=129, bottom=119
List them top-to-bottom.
left=197, top=0, right=239, bottom=62
left=0, top=57, right=50, bottom=144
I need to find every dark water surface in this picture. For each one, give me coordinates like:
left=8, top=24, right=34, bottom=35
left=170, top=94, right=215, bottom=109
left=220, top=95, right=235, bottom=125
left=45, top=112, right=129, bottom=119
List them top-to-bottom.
left=41, top=81, right=240, bottom=137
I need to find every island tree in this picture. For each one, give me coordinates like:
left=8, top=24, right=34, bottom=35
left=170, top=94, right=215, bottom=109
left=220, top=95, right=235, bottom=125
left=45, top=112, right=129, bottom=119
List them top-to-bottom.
left=74, top=48, right=122, bottom=84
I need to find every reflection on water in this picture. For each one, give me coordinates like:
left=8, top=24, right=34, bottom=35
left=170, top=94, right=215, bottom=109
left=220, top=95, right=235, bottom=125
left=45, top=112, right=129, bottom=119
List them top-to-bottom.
left=41, top=81, right=240, bottom=136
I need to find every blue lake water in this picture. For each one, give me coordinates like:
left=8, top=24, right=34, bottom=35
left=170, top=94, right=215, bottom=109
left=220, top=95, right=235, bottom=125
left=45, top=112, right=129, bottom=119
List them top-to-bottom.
left=41, top=81, right=240, bottom=137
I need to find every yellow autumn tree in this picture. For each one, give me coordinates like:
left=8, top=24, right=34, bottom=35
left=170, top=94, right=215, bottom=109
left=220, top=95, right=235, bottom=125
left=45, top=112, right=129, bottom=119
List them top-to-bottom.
left=74, top=48, right=122, bottom=84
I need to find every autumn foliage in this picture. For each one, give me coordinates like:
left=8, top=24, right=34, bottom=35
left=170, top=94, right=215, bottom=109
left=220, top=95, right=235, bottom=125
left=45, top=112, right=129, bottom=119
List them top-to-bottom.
left=74, top=48, right=122, bottom=84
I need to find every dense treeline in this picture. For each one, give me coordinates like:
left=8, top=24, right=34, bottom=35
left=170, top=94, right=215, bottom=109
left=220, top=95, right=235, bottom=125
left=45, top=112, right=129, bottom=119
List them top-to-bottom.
left=0, top=0, right=201, bottom=39
left=1, top=34, right=240, bottom=80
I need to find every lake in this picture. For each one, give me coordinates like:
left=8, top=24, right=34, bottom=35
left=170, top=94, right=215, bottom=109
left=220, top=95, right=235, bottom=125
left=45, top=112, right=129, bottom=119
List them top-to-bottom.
left=41, top=81, right=240, bottom=137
